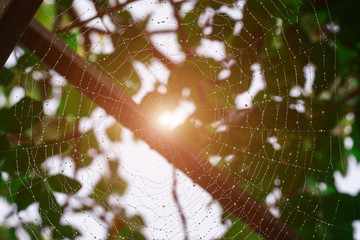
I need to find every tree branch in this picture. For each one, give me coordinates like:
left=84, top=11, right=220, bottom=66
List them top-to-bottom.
left=0, top=0, right=42, bottom=69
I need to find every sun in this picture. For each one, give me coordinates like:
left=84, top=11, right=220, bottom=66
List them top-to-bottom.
left=156, top=101, right=196, bottom=131
left=158, top=112, right=172, bottom=128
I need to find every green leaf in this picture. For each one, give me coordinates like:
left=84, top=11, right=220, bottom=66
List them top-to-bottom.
left=55, top=0, right=73, bottom=8
left=199, top=0, right=223, bottom=10
left=282, top=0, right=302, bottom=9
left=328, top=0, right=360, bottom=49
left=34, top=3, right=56, bottom=30
left=108, top=9, right=132, bottom=26
left=183, top=11, right=202, bottom=47
left=210, top=13, right=236, bottom=41
left=58, top=32, right=78, bottom=51
left=96, top=33, right=141, bottom=96
left=133, top=38, right=152, bottom=63
left=17, top=48, right=41, bottom=69
left=224, top=61, right=252, bottom=95
left=0, top=67, right=16, bottom=87
left=57, top=85, right=96, bottom=117
left=351, top=96, right=360, bottom=161
left=0, top=97, right=43, bottom=134
left=42, top=117, right=76, bottom=141
left=351, top=122, right=360, bottom=161
left=106, top=123, right=122, bottom=142
left=75, top=130, right=99, bottom=169
left=0, top=134, right=10, bottom=158
left=1, top=142, right=71, bottom=175
left=0, top=145, right=31, bottom=174
left=108, top=159, right=119, bottom=174
left=47, top=174, right=81, bottom=194
left=92, top=175, right=127, bottom=206
left=112, top=176, right=128, bottom=196
left=9, top=178, right=45, bottom=211
left=15, top=184, right=38, bottom=211
left=39, top=191, right=62, bottom=226
left=280, top=193, right=320, bottom=239
left=320, top=193, right=360, bottom=239
left=322, top=193, right=360, bottom=224
left=222, top=213, right=262, bottom=240
left=25, top=223, right=44, bottom=240
left=53, top=225, right=80, bottom=239
left=118, top=225, right=146, bottom=240
left=0, top=226, right=17, bottom=239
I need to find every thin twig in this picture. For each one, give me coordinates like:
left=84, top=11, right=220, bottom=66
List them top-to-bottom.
left=55, top=0, right=137, bottom=33
left=169, top=0, right=192, bottom=57
left=62, top=3, right=178, bottom=69
left=148, top=29, right=176, bottom=35
left=312, top=87, right=360, bottom=120
left=172, top=167, right=189, bottom=240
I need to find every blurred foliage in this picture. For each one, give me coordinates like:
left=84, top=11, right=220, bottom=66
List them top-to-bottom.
left=0, top=0, right=360, bottom=239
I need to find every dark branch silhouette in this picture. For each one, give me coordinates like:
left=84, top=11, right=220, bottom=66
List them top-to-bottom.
left=172, top=167, right=189, bottom=240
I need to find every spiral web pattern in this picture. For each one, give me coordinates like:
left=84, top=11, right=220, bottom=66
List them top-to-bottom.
left=1, top=0, right=358, bottom=239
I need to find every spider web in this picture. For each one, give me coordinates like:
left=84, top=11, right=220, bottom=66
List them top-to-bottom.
left=0, top=0, right=358, bottom=239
